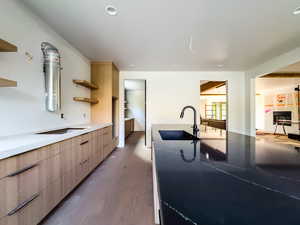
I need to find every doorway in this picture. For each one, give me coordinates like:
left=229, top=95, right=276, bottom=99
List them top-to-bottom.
left=255, top=61, right=300, bottom=146
left=124, top=79, right=146, bottom=145
left=200, top=81, right=228, bottom=139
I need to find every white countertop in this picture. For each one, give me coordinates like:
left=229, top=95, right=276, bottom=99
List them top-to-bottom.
left=125, top=117, right=134, bottom=121
left=0, top=123, right=112, bottom=160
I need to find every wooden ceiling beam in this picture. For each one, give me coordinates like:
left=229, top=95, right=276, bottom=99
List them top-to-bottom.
left=260, top=73, right=300, bottom=78
left=200, top=81, right=226, bottom=93
left=200, top=94, right=226, bottom=96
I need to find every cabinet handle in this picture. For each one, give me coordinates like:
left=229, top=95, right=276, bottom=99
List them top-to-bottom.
left=80, top=140, right=89, bottom=145
left=6, top=163, right=38, bottom=177
left=7, top=193, right=40, bottom=216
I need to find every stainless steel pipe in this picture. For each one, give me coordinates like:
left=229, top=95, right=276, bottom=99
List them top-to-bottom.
left=41, top=42, right=62, bottom=112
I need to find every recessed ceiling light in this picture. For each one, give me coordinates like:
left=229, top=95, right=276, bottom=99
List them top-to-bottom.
left=105, top=5, right=118, bottom=16
left=293, top=7, right=300, bottom=15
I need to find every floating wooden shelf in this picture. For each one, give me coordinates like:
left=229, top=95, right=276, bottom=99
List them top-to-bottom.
left=0, top=39, right=17, bottom=52
left=0, top=77, right=17, bottom=87
left=73, top=79, right=98, bottom=89
left=73, top=97, right=99, bottom=104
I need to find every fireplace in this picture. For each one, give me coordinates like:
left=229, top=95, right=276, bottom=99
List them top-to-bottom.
left=273, top=111, right=292, bottom=126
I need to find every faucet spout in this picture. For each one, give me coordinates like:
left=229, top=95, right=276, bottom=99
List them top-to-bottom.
left=180, top=105, right=199, bottom=136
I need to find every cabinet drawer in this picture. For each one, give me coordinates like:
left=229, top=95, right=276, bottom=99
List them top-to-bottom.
left=103, top=126, right=112, bottom=136
left=80, top=133, right=90, bottom=144
left=61, top=138, right=76, bottom=175
left=37, top=143, right=60, bottom=162
left=0, top=150, right=39, bottom=180
left=0, top=163, right=39, bottom=219
left=0, top=191, right=41, bottom=225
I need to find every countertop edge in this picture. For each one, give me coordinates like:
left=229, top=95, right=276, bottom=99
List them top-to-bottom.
left=0, top=122, right=112, bottom=160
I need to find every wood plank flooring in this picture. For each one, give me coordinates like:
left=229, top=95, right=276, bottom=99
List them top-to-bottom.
left=40, top=132, right=154, bottom=225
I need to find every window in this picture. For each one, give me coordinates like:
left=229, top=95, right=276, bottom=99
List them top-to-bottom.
left=205, top=102, right=226, bottom=120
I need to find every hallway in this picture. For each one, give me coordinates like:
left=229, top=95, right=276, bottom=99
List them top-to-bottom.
left=40, top=132, right=154, bottom=225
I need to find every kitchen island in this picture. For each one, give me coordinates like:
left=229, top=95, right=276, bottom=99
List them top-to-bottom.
left=152, top=124, right=300, bottom=225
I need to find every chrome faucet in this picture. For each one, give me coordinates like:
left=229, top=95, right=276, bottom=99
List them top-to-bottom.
left=180, top=105, right=199, bottom=137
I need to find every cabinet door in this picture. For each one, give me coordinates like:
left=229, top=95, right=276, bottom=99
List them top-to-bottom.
left=112, top=64, right=119, bottom=98
left=131, top=119, right=135, bottom=133
left=125, top=120, right=130, bottom=138
left=102, top=126, right=113, bottom=158
left=97, top=129, right=103, bottom=164
left=91, top=130, right=103, bottom=167
left=90, top=131, right=98, bottom=169
left=60, top=138, right=76, bottom=176
left=61, top=138, right=77, bottom=197
left=38, top=143, right=61, bottom=191
left=61, top=168, right=76, bottom=198
left=40, top=177, right=62, bottom=219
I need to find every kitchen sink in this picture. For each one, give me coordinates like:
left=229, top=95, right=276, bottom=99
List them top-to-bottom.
left=37, top=127, right=86, bottom=134
left=159, top=130, right=200, bottom=141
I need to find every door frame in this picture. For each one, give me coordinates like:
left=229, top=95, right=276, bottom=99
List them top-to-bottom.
left=123, top=79, right=147, bottom=146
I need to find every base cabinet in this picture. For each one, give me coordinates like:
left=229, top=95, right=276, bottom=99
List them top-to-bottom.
left=125, top=118, right=134, bottom=139
left=0, top=125, right=116, bottom=225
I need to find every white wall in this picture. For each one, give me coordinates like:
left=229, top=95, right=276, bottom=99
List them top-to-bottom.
left=0, top=0, right=91, bottom=137
left=119, top=71, right=246, bottom=147
left=261, top=87, right=298, bottom=134
left=126, top=89, right=145, bottom=131
left=255, top=95, right=265, bottom=130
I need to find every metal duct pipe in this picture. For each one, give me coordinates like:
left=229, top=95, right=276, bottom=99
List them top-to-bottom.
left=41, top=42, right=62, bottom=112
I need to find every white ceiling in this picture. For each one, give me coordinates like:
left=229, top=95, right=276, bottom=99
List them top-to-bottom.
left=22, top=0, right=300, bottom=71
left=256, top=78, right=300, bottom=92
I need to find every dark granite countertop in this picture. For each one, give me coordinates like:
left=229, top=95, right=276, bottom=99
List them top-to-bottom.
left=152, top=124, right=300, bottom=225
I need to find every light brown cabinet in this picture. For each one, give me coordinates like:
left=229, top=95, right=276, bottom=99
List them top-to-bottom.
left=91, top=62, right=119, bottom=148
left=112, top=64, right=119, bottom=98
left=125, top=118, right=134, bottom=139
left=0, top=125, right=115, bottom=225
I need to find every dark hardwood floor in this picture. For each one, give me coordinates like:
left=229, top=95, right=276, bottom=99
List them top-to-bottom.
left=40, top=132, right=154, bottom=225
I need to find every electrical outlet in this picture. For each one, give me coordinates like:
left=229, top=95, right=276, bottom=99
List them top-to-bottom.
left=25, top=52, right=33, bottom=62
